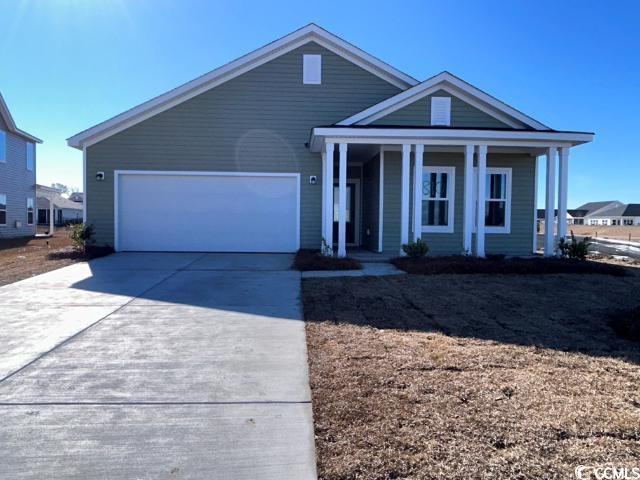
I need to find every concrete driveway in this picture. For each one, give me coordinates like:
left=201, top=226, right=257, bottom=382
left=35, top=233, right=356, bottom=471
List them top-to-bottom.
left=0, top=253, right=316, bottom=479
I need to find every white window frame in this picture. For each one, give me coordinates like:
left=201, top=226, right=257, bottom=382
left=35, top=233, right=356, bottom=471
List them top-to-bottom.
left=303, top=54, right=321, bottom=85
left=430, top=96, right=451, bottom=126
left=0, top=131, right=6, bottom=163
left=26, top=142, right=34, bottom=171
left=422, top=166, right=455, bottom=233
left=473, top=167, right=512, bottom=234
left=0, top=193, right=6, bottom=226
left=27, top=197, right=34, bottom=225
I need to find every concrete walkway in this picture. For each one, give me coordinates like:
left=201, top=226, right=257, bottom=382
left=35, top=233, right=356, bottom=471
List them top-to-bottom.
left=0, top=253, right=316, bottom=479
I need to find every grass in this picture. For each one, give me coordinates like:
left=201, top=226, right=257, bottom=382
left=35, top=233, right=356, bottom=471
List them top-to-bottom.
left=293, top=249, right=362, bottom=271
left=392, top=255, right=628, bottom=276
left=303, top=273, right=640, bottom=479
left=609, top=306, right=640, bottom=341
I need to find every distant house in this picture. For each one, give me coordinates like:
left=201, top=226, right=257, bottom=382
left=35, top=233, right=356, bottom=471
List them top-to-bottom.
left=0, top=92, right=42, bottom=238
left=36, top=184, right=83, bottom=226
left=68, top=191, right=83, bottom=203
left=622, top=204, right=640, bottom=226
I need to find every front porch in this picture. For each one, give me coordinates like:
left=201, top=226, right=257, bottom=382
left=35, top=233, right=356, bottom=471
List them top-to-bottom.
left=313, top=127, right=592, bottom=258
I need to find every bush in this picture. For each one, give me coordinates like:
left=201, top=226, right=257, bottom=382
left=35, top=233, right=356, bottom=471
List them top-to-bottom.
left=70, top=223, right=95, bottom=252
left=558, top=231, right=592, bottom=260
left=401, top=238, right=429, bottom=258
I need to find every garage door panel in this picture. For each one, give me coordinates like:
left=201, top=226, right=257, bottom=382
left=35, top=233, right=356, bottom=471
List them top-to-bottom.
left=117, top=173, right=298, bottom=252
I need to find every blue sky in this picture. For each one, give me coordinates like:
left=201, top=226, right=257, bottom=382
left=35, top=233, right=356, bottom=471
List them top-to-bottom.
left=1, top=0, right=638, bottom=207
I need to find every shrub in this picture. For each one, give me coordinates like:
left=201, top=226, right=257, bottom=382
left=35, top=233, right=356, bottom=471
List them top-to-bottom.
left=70, top=223, right=95, bottom=252
left=558, top=231, right=592, bottom=260
left=401, top=238, right=429, bottom=258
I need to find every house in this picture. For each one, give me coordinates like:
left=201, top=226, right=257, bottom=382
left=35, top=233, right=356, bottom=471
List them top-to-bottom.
left=67, top=24, right=594, bottom=257
left=0, top=92, right=42, bottom=238
left=36, top=184, right=83, bottom=227
left=68, top=191, right=83, bottom=203
left=572, top=201, right=625, bottom=226
left=622, top=204, right=640, bottom=226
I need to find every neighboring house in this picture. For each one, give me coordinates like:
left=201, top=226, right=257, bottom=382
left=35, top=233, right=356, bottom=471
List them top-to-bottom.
left=67, top=24, right=594, bottom=256
left=0, top=92, right=42, bottom=238
left=36, top=184, right=83, bottom=226
left=68, top=191, right=84, bottom=203
left=572, top=201, right=625, bottom=226
left=622, top=204, right=640, bottom=226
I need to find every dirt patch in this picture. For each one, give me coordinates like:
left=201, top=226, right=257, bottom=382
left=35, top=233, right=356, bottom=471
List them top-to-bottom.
left=567, top=225, right=640, bottom=242
left=0, top=230, right=110, bottom=286
left=293, top=249, right=362, bottom=271
left=391, top=255, right=629, bottom=276
left=304, top=274, right=640, bottom=479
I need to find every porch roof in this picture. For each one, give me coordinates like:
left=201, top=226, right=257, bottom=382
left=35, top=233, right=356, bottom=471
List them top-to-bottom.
left=309, top=125, right=594, bottom=152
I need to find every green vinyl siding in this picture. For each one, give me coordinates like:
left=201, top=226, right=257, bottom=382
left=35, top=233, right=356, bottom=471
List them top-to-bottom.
left=86, top=42, right=401, bottom=247
left=372, top=89, right=510, bottom=129
left=382, top=151, right=536, bottom=256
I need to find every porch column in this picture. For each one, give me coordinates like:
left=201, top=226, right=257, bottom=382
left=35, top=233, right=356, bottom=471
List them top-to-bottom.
left=323, top=142, right=334, bottom=254
left=337, top=142, right=348, bottom=257
left=400, top=144, right=411, bottom=254
left=412, top=144, right=424, bottom=241
left=463, top=145, right=474, bottom=254
left=476, top=145, right=487, bottom=257
left=544, top=147, right=557, bottom=256
left=557, top=147, right=569, bottom=243
left=49, top=199, right=55, bottom=235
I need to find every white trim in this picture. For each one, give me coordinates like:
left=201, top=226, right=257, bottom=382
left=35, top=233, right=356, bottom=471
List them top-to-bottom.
left=67, top=24, right=416, bottom=149
left=337, top=71, right=549, bottom=130
left=0, top=92, right=42, bottom=143
left=310, top=127, right=593, bottom=151
left=25, top=142, right=34, bottom=171
left=323, top=142, right=334, bottom=250
left=337, top=143, right=348, bottom=257
left=400, top=144, right=410, bottom=254
left=412, top=144, right=424, bottom=239
left=463, top=145, right=474, bottom=253
left=82, top=146, right=87, bottom=223
left=378, top=146, right=384, bottom=252
left=475, top=146, right=487, bottom=257
left=544, top=147, right=557, bottom=256
left=557, top=147, right=569, bottom=241
left=321, top=149, right=326, bottom=249
left=533, top=155, right=539, bottom=254
left=422, top=165, right=455, bottom=234
left=472, top=166, right=512, bottom=234
left=113, top=170, right=300, bottom=252
left=332, top=178, right=361, bottom=247
left=26, top=197, right=35, bottom=225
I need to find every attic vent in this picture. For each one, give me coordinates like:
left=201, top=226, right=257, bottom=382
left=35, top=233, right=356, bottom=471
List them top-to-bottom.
left=303, top=54, right=321, bottom=84
left=430, top=97, right=451, bottom=126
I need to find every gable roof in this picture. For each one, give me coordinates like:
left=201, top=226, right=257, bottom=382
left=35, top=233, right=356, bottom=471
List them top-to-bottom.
left=67, top=24, right=418, bottom=149
left=336, top=71, right=550, bottom=130
left=0, top=92, right=42, bottom=143
left=575, top=201, right=623, bottom=217
left=590, top=204, right=627, bottom=217
left=623, top=204, right=640, bottom=217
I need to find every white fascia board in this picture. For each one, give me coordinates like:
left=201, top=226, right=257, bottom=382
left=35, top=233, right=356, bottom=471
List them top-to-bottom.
left=67, top=24, right=417, bottom=149
left=337, top=72, right=550, bottom=130
left=0, top=93, right=42, bottom=143
left=310, top=127, right=593, bottom=151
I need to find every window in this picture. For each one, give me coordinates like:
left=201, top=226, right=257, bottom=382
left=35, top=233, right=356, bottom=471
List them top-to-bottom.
left=303, top=54, right=321, bottom=84
left=430, top=97, right=451, bottom=126
left=0, top=131, right=6, bottom=163
left=26, top=143, right=34, bottom=171
left=422, top=166, right=455, bottom=233
left=474, top=167, right=512, bottom=233
left=0, top=194, right=6, bottom=225
left=27, top=197, right=34, bottom=225
left=589, top=219, right=597, bottom=225
left=600, top=219, right=609, bottom=226
left=624, top=219, right=634, bottom=226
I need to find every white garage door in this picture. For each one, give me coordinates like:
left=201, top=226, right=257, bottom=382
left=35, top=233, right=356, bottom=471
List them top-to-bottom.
left=116, top=171, right=299, bottom=252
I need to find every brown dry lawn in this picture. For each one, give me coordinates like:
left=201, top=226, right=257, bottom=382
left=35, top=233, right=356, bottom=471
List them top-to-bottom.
left=564, top=225, right=640, bottom=242
left=0, top=230, right=78, bottom=286
left=304, top=272, right=640, bottom=479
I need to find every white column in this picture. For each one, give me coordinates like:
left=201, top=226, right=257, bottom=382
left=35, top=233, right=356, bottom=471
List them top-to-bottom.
left=323, top=142, right=334, bottom=254
left=337, top=143, right=347, bottom=257
left=400, top=144, right=411, bottom=254
left=412, top=144, right=424, bottom=242
left=463, top=145, right=474, bottom=254
left=476, top=145, right=487, bottom=257
left=378, top=146, right=384, bottom=253
left=545, top=147, right=557, bottom=256
left=557, top=147, right=569, bottom=243
left=321, top=149, right=326, bottom=250
left=49, top=199, right=55, bottom=235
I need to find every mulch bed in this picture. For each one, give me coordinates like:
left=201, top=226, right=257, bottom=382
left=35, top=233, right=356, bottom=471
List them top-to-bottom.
left=293, top=249, right=362, bottom=271
left=392, top=255, right=629, bottom=276
left=304, top=274, right=640, bottom=479
left=609, top=306, right=640, bottom=341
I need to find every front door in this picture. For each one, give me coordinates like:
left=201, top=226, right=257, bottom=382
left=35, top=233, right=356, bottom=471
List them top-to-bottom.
left=333, top=182, right=358, bottom=245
